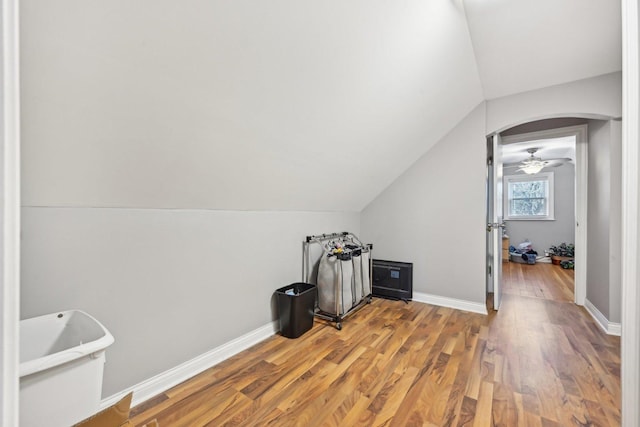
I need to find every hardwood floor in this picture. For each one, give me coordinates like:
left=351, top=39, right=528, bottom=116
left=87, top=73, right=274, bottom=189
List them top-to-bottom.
left=502, top=261, right=575, bottom=302
left=130, top=263, right=620, bottom=426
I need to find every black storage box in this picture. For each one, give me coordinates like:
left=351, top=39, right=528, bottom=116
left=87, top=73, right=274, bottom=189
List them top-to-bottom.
left=372, top=259, right=413, bottom=301
left=275, top=282, right=316, bottom=338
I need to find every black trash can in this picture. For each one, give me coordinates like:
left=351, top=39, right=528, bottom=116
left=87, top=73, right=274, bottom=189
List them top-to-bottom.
left=276, top=282, right=316, bottom=338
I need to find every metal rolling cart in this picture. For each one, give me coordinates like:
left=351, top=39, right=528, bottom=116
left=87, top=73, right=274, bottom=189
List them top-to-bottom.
left=303, top=232, right=373, bottom=330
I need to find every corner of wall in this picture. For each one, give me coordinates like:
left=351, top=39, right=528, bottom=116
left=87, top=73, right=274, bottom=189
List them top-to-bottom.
left=361, top=102, right=487, bottom=305
left=584, top=298, right=621, bottom=336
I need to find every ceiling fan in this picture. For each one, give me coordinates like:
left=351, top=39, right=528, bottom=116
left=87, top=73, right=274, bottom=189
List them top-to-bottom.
left=504, top=148, right=571, bottom=175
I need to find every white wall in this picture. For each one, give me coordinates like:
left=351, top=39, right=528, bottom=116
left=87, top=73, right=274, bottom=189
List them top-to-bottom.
left=361, top=103, right=487, bottom=304
left=504, top=163, right=575, bottom=255
left=21, top=207, right=359, bottom=396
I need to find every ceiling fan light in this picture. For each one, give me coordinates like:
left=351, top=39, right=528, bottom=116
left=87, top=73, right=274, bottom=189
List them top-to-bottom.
left=520, top=163, right=545, bottom=174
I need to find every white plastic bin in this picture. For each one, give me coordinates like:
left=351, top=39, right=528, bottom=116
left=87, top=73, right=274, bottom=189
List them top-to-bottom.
left=20, top=310, right=114, bottom=427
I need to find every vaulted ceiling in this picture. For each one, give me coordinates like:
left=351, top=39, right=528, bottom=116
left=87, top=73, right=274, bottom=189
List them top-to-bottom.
left=20, top=0, right=622, bottom=212
left=463, top=0, right=622, bottom=99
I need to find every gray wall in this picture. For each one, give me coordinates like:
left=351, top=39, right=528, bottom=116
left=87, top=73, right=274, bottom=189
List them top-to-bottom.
left=19, top=0, right=484, bottom=213
left=20, top=0, right=484, bottom=400
left=486, top=72, right=622, bottom=134
left=361, top=74, right=621, bottom=322
left=361, top=103, right=488, bottom=304
left=501, top=118, right=588, bottom=136
left=586, top=119, right=622, bottom=323
left=587, top=120, right=610, bottom=317
left=609, top=120, right=622, bottom=323
left=504, top=163, right=575, bottom=255
left=21, top=208, right=359, bottom=396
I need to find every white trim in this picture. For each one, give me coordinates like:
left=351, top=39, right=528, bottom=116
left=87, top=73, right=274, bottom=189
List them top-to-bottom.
left=1, top=0, right=20, bottom=426
left=621, top=0, right=640, bottom=424
left=500, top=124, right=588, bottom=306
left=500, top=124, right=589, bottom=145
left=574, top=129, right=588, bottom=306
left=492, top=134, right=504, bottom=310
left=412, top=292, right=488, bottom=315
left=584, top=299, right=621, bottom=337
left=100, top=321, right=278, bottom=409
left=608, top=322, right=622, bottom=337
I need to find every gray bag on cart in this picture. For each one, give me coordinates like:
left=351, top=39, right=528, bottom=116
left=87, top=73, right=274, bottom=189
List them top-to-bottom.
left=352, top=248, right=371, bottom=302
left=317, top=253, right=355, bottom=315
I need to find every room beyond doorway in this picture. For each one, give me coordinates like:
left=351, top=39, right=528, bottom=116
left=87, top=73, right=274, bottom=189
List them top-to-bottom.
left=494, top=119, right=586, bottom=307
left=500, top=130, right=577, bottom=305
left=503, top=262, right=575, bottom=303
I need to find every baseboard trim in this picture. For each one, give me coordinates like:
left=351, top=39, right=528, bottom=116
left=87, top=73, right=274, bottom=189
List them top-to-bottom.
left=412, top=292, right=488, bottom=315
left=584, top=299, right=621, bottom=336
left=100, top=321, right=278, bottom=409
left=608, top=322, right=622, bottom=336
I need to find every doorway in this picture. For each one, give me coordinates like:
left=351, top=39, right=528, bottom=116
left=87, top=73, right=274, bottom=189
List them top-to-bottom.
left=487, top=121, right=588, bottom=309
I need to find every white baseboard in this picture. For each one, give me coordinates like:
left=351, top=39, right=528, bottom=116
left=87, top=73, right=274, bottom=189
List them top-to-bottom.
left=412, top=292, right=488, bottom=315
left=584, top=299, right=621, bottom=336
left=100, top=321, right=278, bottom=409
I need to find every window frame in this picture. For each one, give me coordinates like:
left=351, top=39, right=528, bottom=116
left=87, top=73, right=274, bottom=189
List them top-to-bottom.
left=503, top=172, right=555, bottom=221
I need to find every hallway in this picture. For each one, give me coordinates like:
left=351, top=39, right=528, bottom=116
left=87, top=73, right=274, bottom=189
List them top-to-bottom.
left=494, top=261, right=620, bottom=425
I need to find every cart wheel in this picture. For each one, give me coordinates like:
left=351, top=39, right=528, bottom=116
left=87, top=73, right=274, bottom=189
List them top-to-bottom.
left=367, top=296, right=372, bottom=304
left=336, top=322, right=342, bottom=331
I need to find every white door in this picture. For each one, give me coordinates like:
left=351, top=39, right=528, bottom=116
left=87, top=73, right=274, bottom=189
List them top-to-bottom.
left=488, top=134, right=504, bottom=310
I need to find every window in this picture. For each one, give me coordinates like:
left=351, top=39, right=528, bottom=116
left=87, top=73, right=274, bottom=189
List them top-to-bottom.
left=504, top=172, right=555, bottom=220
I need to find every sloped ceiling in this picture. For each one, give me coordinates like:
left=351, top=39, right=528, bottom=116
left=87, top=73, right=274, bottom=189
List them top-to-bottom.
left=21, top=0, right=621, bottom=212
left=21, top=0, right=483, bottom=212
left=463, top=0, right=622, bottom=100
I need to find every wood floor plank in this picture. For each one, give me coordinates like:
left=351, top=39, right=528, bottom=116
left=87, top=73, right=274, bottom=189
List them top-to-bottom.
left=131, top=263, right=620, bottom=426
left=296, top=347, right=380, bottom=427
left=368, top=366, right=420, bottom=427
left=472, top=381, right=494, bottom=427
left=491, top=382, right=518, bottom=427
left=334, top=392, right=374, bottom=427
left=512, top=392, right=526, bottom=427
left=455, top=396, right=478, bottom=427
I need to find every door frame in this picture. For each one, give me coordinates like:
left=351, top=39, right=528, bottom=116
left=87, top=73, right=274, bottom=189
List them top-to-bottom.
left=1, top=0, right=21, bottom=425
left=621, top=0, right=640, bottom=423
left=499, top=124, right=588, bottom=306
left=486, top=135, right=504, bottom=310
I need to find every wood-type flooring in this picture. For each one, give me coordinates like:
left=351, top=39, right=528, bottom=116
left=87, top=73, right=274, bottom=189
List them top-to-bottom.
left=130, top=262, right=620, bottom=426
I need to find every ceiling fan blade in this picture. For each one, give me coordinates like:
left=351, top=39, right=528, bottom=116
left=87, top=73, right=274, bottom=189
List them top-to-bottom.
left=544, top=157, right=571, bottom=166
left=542, top=159, right=567, bottom=167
